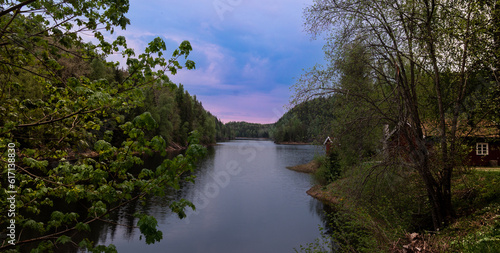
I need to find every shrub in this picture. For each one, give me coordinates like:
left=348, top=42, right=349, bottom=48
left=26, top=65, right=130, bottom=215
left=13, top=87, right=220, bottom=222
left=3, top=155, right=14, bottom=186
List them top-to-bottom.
left=314, top=151, right=342, bottom=185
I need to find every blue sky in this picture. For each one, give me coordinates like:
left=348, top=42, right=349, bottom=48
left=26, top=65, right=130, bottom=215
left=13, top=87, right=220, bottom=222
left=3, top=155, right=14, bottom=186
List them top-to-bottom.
left=110, top=0, right=325, bottom=123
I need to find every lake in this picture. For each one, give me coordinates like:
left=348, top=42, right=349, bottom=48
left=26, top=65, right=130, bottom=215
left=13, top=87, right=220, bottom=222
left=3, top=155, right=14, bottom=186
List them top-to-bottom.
left=94, top=140, right=330, bottom=252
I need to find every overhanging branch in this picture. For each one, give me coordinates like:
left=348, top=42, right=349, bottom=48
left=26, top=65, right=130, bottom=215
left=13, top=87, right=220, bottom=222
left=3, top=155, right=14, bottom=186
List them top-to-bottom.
left=0, top=0, right=38, bottom=18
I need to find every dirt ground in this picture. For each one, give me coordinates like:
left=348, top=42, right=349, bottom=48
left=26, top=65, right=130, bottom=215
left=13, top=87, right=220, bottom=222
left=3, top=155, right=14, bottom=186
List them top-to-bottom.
left=286, top=160, right=319, bottom=173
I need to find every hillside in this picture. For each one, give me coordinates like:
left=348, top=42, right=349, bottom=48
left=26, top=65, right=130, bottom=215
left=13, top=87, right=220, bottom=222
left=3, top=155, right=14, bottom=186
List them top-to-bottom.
left=270, top=97, right=336, bottom=143
left=225, top=121, right=272, bottom=138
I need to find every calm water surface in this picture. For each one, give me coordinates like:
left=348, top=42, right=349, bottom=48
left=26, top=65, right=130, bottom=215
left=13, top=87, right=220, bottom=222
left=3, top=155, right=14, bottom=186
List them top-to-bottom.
left=97, top=140, right=328, bottom=252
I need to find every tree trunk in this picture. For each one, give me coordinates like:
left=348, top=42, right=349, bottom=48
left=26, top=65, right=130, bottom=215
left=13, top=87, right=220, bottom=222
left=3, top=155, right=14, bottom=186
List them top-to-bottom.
left=422, top=0, right=454, bottom=229
left=413, top=137, right=453, bottom=229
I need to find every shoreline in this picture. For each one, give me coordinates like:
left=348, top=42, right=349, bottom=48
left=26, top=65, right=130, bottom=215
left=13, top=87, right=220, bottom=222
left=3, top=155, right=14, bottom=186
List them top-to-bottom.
left=275, top=141, right=312, bottom=145
left=286, top=159, right=319, bottom=173
left=286, top=159, right=341, bottom=205
left=306, top=184, right=341, bottom=205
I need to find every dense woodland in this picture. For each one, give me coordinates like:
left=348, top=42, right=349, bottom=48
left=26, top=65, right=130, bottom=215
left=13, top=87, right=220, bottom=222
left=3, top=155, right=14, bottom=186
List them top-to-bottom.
left=141, top=83, right=232, bottom=146
left=270, top=97, right=336, bottom=143
left=225, top=98, right=337, bottom=143
left=224, top=121, right=271, bottom=139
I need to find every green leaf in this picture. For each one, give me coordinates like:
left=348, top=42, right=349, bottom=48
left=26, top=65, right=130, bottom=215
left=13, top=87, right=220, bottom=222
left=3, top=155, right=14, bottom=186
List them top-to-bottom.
left=178, top=40, right=193, bottom=58
left=185, top=60, right=196, bottom=70
left=132, top=112, right=158, bottom=130
left=150, top=135, right=167, bottom=154
left=94, top=140, right=113, bottom=152
left=22, top=158, right=49, bottom=171
left=169, top=199, right=195, bottom=219
left=135, top=214, right=163, bottom=244
left=24, top=220, right=44, bottom=232
left=75, top=222, right=91, bottom=232
left=55, top=235, right=72, bottom=245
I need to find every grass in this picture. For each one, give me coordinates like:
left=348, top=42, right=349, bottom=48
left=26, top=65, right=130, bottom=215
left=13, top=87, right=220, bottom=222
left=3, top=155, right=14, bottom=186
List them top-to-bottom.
left=287, top=159, right=320, bottom=173
left=302, top=162, right=500, bottom=252
left=474, top=167, right=500, bottom=172
left=439, top=169, right=500, bottom=252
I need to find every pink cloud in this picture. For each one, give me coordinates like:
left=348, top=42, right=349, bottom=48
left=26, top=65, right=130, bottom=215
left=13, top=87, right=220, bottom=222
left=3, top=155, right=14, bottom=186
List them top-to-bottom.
left=198, top=87, right=290, bottom=124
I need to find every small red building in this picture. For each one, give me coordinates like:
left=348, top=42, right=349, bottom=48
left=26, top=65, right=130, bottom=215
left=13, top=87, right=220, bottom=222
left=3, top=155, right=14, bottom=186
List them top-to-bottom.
left=384, top=122, right=500, bottom=167
left=443, top=122, right=500, bottom=167
left=462, top=122, right=500, bottom=167
left=323, top=136, right=333, bottom=154
left=466, top=139, right=500, bottom=166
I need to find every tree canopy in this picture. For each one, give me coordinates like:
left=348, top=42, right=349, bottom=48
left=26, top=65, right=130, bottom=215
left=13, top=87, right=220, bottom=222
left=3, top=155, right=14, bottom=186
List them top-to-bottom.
left=0, top=0, right=226, bottom=251
left=295, top=0, right=500, bottom=229
left=271, top=97, right=336, bottom=143
left=225, top=121, right=271, bottom=139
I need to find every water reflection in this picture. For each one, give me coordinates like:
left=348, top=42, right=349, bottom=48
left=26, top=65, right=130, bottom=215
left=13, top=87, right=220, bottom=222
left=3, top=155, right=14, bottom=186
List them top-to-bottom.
left=23, top=140, right=332, bottom=252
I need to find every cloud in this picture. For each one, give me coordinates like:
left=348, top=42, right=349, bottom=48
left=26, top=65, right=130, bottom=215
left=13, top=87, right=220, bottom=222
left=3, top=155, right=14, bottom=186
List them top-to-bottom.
left=90, top=0, right=326, bottom=123
left=167, top=36, right=245, bottom=94
left=242, top=56, right=270, bottom=80
left=199, top=86, right=290, bottom=124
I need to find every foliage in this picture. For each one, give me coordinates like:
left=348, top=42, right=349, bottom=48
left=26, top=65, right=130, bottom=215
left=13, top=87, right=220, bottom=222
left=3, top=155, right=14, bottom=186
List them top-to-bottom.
left=0, top=0, right=216, bottom=251
left=296, top=0, right=500, bottom=230
left=141, top=83, right=231, bottom=146
left=271, top=97, right=336, bottom=143
left=225, top=121, right=271, bottom=139
left=313, top=151, right=342, bottom=185
left=338, top=162, right=430, bottom=239
left=300, top=167, right=500, bottom=251
left=442, top=170, right=500, bottom=252
left=295, top=207, right=381, bottom=253
left=327, top=209, right=380, bottom=253
left=449, top=213, right=500, bottom=253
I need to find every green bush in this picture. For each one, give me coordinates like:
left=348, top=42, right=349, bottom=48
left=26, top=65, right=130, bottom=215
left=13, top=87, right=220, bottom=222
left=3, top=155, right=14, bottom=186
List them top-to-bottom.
left=314, top=151, right=342, bottom=185
left=294, top=210, right=380, bottom=253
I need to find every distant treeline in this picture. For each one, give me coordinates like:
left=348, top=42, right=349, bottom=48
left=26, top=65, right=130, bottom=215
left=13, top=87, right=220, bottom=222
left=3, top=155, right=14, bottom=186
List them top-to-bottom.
left=223, top=97, right=336, bottom=143
left=270, top=97, right=336, bottom=143
left=225, top=121, right=272, bottom=138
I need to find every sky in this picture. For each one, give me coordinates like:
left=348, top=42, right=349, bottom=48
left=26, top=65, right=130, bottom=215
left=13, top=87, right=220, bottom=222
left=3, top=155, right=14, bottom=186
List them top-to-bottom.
left=110, top=0, right=326, bottom=124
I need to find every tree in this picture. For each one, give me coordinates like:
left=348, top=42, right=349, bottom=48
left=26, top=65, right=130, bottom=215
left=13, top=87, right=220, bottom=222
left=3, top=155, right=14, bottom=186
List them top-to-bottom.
left=0, top=0, right=202, bottom=251
left=297, top=0, right=499, bottom=229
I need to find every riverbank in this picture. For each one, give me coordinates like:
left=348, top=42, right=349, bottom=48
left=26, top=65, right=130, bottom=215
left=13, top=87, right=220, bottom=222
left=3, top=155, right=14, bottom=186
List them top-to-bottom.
left=60, top=141, right=210, bottom=161
left=275, top=141, right=312, bottom=145
left=286, top=160, right=319, bottom=173
left=287, top=160, right=341, bottom=203
left=301, top=165, right=500, bottom=252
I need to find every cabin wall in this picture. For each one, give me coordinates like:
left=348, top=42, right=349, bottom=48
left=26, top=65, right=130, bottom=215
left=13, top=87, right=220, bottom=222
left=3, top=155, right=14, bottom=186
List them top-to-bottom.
left=466, top=141, right=500, bottom=167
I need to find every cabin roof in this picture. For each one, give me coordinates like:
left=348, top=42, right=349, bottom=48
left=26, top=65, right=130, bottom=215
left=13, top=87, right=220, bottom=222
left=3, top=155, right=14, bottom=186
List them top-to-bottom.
left=422, top=120, right=500, bottom=138
left=323, top=136, right=333, bottom=145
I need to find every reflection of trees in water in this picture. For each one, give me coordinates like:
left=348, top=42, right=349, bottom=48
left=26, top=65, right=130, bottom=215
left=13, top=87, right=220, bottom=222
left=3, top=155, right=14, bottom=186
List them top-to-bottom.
left=17, top=145, right=329, bottom=252
left=90, top=147, right=217, bottom=248
left=16, top=148, right=211, bottom=253
left=17, top=198, right=104, bottom=253
left=308, top=198, right=336, bottom=252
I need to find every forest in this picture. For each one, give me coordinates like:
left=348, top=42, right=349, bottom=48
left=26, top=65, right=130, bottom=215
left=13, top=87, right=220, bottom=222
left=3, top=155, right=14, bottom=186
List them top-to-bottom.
left=0, top=0, right=229, bottom=251
left=2, top=0, right=500, bottom=252
left=141, top=82, right=232, bottom=146
left=224, top=97, right=337, bottom=143
left=270, top=97, right=336, bottom=143
left=224, top=121, right=272, bottom=139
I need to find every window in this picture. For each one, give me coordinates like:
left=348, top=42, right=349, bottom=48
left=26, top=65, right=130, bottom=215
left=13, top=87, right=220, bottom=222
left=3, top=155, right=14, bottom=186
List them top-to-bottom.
left=476, top=143, right=489, bottom=156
